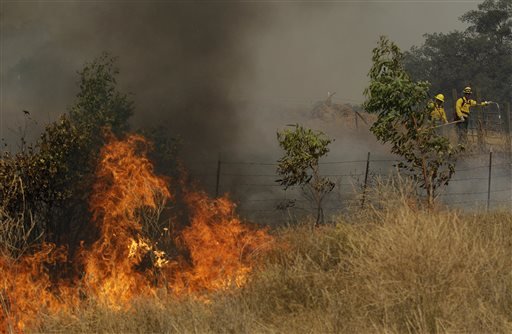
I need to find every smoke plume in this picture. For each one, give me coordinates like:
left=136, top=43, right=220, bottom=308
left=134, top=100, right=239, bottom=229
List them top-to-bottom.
left=1, top=2, right=269, bottom=158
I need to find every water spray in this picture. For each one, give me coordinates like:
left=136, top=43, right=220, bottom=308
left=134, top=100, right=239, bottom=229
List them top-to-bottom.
left=485, top=101, right=500, bottom=119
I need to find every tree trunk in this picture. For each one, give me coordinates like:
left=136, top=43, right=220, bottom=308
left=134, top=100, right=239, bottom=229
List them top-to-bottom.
left=315, top=199, right=324, bottom=226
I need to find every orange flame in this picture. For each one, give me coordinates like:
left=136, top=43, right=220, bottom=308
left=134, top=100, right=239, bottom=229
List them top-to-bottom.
left=0, top=133, right=273, bottom=332
left=82, top=134, right=171, bottom=309
left=172, top=191, right=272, bottom=294
left=0, top=244, right=74, bottom=332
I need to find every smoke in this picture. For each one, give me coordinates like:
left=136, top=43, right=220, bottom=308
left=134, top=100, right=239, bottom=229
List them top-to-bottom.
left=2, top=1, right=488, bottom=209
left=0, top=2, right=271, bottom=158
left=1, top=2, right=476, bottom=156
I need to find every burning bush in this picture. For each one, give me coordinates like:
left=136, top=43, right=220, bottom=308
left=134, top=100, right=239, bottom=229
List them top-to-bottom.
left=0, top=55, right=273, bottom=332
left=0, top=132, right=273, bottom=332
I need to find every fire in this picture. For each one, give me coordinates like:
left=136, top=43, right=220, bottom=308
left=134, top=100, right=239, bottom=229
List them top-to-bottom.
left=0, top=133, right=273, bottom=332
left=82, top=134, right=171, bottom=309
left=172, top=192, right=273, bottom=294
left=0, top=243, right=76, bottom=332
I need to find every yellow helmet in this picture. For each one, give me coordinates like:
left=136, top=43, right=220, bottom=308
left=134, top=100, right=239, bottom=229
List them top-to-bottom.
left=463, top=87, right=472, bottom=94
left=435, top=94, right=445, bottom=102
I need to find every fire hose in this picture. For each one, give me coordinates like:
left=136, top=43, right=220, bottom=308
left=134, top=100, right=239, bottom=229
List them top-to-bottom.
left=433, top=101, right=501, bottom=128
left=433, top=120, right=463, bottom=128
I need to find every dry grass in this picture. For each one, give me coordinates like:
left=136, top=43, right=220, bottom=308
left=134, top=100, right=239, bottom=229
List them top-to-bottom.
left=0, top=176, right=41, bottom=259
left=33, top=184, right=512, bottom=333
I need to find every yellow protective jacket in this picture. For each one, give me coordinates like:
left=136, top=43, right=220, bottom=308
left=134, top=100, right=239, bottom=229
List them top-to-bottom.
left=455, top=96, right=478, bottom=121
left=429, top=102, right=447, bottom=123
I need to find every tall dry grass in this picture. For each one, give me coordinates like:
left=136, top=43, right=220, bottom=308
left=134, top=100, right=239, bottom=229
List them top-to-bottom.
left=0, top=175, right=41, bottom=259
left=33, top=182, right=512, bottom=333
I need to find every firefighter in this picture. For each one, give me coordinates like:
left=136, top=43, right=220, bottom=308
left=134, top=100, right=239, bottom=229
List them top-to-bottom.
left=454, top=86, right=488, bottom=143
left=429, top=93, right=448, bottom=124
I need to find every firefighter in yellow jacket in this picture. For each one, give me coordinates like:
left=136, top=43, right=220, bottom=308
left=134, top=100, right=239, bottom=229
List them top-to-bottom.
left=455, top=86, right=488, bottom=143
left=429, top=94, right=448, bottom=124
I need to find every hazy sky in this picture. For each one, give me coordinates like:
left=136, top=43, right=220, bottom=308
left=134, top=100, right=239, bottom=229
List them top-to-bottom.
left=0, top=0, right=479, bottom=157
left=247, top=1, right=477, bottom=103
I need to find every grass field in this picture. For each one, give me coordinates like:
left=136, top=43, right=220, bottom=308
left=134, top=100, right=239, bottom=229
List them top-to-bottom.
left=32, top=182, right=512, bottom=334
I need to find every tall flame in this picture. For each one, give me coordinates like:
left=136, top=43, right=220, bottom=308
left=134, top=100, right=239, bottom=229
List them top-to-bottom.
left=0, top=133, right=273, bottom=332
left=82, top=134, right=171, bottom=308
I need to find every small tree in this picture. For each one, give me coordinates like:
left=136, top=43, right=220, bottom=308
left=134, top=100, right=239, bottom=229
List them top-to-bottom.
left=363, top=36, right=462, bottom=207
left=70, top=52, right=133, bottom=137
left=0, top=53, right=135, bottom=249
left=276, top=124, right=334, bottom=225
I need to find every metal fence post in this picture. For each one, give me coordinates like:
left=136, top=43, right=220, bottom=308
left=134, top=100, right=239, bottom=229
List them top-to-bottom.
left=451, top=88, right=458, bottom=140
left=476, top=88, right=485, bottom=149
left=503, top=102, right=511, bottom=156
left=504, top=103, right=512, bottom=209
left=487, top=149, right=493, bottom=211
left=361, top=152, right=371, bottom=208
left=215, top=155, right=222, bottom=197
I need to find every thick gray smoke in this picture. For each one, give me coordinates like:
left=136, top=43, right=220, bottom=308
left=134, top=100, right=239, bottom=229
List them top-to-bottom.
left=1, top=2, right=270, bottom=158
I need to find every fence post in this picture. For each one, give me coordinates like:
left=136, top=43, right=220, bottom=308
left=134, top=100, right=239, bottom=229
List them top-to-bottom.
left=451, top=89, right=458, bottom=139
left=451, top=89, right=458, bottom=120
left=476, top=89, right=483, bottom=148
left=503, top=102, right=511, bottom=156
left=504, top=103, right=512, bottom=209
left=487, top=149, right=493, bottom=212
left=361, top=152, right=371, bottom=208
left=215, top=154, right=222, bottom=197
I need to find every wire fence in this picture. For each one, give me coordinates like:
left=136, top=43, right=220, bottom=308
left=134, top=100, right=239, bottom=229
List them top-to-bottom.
left=181, top=98, right=511, bottom=223
left=186, top=151, right=512, bottom=224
